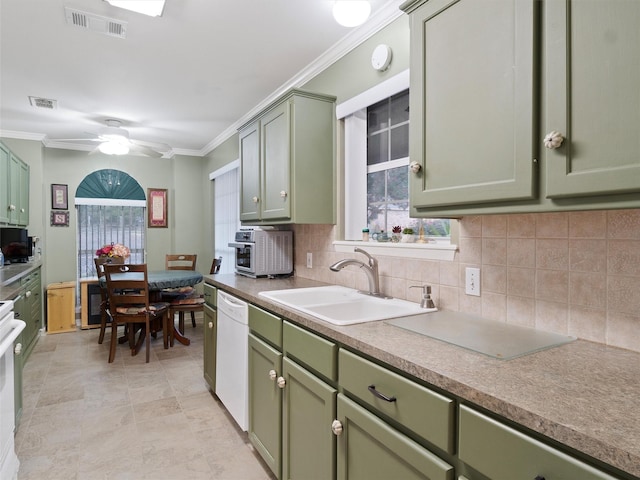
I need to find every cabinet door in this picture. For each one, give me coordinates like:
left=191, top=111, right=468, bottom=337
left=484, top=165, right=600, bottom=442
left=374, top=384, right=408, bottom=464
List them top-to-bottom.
left=408, top=0, right=537, bottom=209
left=545, top=0, right=640, bottom=198
left=261, top=102, right=291, bottom=221
left=240, top=121, right=261, bottom=221
left=0, top=143, right=10, bottom=223
left=8, top=153, right=22, bottom=224
left=18, top=159, right=29, bottom=225
left=203, top=305, right=217, bottom=389
left=248, top=334, right=283, bottom=478
left=282, top=357, right=336, bottom=480
left=336, top=394, right=453, bottom=480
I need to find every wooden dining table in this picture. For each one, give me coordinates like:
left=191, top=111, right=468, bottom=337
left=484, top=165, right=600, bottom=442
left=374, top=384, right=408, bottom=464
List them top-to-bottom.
left=100, top=269, right=204, bottom=346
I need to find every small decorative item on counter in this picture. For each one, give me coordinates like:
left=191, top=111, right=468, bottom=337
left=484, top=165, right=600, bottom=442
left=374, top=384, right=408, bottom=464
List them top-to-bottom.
left=391, top=226, right=402, bottom=243
left=401, top=227, right=415, bottom=243
left=362, top=228, right=370, bottom=242
left=373, top=230, right=389, bottom=242
left=95, top=243, right=131, bottom=259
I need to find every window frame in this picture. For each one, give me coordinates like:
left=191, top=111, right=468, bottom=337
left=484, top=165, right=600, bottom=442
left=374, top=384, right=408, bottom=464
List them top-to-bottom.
left=337, top=69, right=457, bottom=260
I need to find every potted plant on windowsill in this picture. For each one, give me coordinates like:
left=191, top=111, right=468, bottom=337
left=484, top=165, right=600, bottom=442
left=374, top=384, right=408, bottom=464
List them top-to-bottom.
left=391, top=226, right=402, bottom=243
left=401, top=227, right=415, bottom=243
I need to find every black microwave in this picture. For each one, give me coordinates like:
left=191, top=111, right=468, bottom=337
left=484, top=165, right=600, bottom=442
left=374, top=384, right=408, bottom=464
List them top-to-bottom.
left=0, top=227, right=32, bottom=263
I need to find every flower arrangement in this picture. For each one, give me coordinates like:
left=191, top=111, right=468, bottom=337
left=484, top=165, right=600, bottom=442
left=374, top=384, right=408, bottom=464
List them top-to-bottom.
left=95, top=243, right=130, bottom=259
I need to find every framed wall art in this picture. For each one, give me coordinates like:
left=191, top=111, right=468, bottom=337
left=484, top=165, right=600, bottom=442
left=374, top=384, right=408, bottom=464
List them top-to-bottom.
left=51, top=184, right=68, bottom=210
left=147, top=188, right=168, bottom=228
left=50, top=210, right=69, bottom=227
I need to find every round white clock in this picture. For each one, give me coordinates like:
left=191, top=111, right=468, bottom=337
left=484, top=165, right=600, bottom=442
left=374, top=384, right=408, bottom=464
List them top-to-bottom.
left=371, top=44, right=392, bottom=71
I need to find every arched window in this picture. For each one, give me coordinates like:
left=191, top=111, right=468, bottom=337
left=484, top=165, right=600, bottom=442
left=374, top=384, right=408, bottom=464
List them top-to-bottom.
left=75, top=169, right=146, bottom=278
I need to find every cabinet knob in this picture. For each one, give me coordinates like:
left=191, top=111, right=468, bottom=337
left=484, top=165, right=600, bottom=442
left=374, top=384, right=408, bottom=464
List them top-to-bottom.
left=543, top=131, right=564, bottom=149
left=409, top=161, right=422, bottom=174
left=280, top=190, right=288, bottom=198
left=252, top=196, right=259, bottom=203
left=9, top=204, right=16, bottom=211
left=20, top=208, right=25, bottom=213
left=25, top=290, right=32, bottom=298
left=208, top=321, right=213, bottom=329
left=14, top=343, right=23, bottom=356
left=268, top=369, right=277, bottom=381
left=276, top=376, right=286, bottom=389
left=331, top=419, right=343, bottom=436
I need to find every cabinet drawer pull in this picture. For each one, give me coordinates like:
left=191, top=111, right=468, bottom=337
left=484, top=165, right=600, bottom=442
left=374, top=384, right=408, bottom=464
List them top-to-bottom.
left=543, top=131, right=564, bottom=149
left=208, top=321, right=214, bottom=329
left=14, top=343, right=23, bottom=356
left=268, top=369, right=277, bottom=381
left=277, top=376, right=286, bottom=389
left=368, top=385, right=396, bottom=402
left=331, top=419, right=343, bottom=436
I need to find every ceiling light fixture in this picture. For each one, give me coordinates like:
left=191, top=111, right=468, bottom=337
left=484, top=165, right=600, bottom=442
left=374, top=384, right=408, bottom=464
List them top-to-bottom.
left=104, top=0, right=165, bottom=17
left=332, top=1, right=371, bottom=27
left=98, top=141, right=130, bottom=155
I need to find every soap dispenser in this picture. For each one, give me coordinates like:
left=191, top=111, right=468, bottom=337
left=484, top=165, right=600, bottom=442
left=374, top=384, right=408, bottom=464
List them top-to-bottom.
left=410, top=285, right=437, bottom=312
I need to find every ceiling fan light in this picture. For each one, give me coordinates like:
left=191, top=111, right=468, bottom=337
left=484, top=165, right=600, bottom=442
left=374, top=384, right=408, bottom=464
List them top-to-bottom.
left=104, top=0, right=165, bottom=17
left=332, top=1, right=371, bottom=27
left=99, top=141, right=130, bottom=155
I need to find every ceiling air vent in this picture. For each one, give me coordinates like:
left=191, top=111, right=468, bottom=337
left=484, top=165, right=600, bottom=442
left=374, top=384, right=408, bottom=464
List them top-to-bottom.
left=64, top=6, right=127, bottom=39
left=29, top=96, right=57, bottom=109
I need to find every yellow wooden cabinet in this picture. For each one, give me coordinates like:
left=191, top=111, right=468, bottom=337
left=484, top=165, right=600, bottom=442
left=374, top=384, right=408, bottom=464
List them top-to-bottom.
left=46, top=281, right=76, bottom=334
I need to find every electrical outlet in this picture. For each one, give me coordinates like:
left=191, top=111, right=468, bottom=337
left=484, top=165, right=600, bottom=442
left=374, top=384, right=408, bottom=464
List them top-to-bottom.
left=306, top=252, right=313, bottom=269
left=465, top=267, right=480, bottom=296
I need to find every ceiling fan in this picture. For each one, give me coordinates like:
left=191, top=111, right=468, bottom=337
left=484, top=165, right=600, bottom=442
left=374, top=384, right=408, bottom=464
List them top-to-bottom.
left=54, top=119, right=172, bottom=158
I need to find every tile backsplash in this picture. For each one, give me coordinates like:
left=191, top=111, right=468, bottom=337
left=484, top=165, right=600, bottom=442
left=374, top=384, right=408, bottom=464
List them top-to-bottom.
left=293, top=209, right=640, bottom=353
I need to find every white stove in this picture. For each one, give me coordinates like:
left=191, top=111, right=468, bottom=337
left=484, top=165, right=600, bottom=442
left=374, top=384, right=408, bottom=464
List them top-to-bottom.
left=0, top=299, right=26, bottom=480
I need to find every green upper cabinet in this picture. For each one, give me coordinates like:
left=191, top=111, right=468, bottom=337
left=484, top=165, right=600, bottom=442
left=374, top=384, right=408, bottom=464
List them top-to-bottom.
left=404, top=0, right=537, bottom=209
left=544, top=0, right=640, bottom=198
left=238, top=89, right=336, bottom=225
left=1, top=141, right=29, bottom=226
left=0, top=143, right=10, bottom=223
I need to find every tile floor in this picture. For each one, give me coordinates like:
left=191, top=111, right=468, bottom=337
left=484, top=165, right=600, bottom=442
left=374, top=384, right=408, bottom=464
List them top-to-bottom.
left=15, top=316, right=275, bottom=480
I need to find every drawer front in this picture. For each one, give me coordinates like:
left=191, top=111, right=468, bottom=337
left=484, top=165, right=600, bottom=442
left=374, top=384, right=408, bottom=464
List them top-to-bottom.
left=203, top=283, right=216, bottom=308
left=249, top=304, right=283, bottom=349
left=283, top=321, right=337, bottom=382
left=339, top=349, right=455, bottom=454
left=459, top=405, right=619, bottom=480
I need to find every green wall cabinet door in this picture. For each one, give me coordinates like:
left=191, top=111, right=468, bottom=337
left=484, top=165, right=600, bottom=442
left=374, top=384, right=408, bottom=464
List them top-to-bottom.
left=405, top=0, right=537, bottom=209
left=544, top=0, right=640, bottom=198
left=238, top=89, right=336, bottom=225
left=261, top=102, right=291, bottom=221
left=239, top=122, right=261, bottom=222
left=0, top=143, right=10, bottom=223
left=203, top=304, right=217, bottom=390
left=248, top=333, right=283, bottom=478
left=282, top=356, right=337, bottom=480
left=335, top=394, right=454, bottom=480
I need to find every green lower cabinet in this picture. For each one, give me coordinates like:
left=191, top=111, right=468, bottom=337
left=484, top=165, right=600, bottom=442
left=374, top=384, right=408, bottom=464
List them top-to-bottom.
left=203, top=304, right=216, bottom=390
left=248, top=333, right=283, bottom=478
left=282, top=356, right=337, bottom=480
left=336, top=394, right=454, bottom=480
left=458, top=405, right=619, bottom=480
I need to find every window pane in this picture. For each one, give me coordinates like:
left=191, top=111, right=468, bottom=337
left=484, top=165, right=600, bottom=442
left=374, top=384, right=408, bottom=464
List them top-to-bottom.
left=390, top=90, right=409, bottom=125
left=367, top=99, right=389, bottom=133
left=390, top=124, right=409, bottom=160
left=367, top=132, right=388, bottom=165
left=387, top=166, right=408, bottom=203
left=367, top=171, right=386, bottom=203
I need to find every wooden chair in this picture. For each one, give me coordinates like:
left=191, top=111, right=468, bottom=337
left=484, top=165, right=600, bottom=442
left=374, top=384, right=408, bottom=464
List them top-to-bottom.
left=163, top=254, right=204, bottom=332
left=94, top=256, right=125, bottom=344
left=210, top=256, right=222, bottom=274
left=103, top=263, right=171, bottom=363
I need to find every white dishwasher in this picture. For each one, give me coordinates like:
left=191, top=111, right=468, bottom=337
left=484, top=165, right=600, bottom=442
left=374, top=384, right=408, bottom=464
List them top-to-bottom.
left=215, top=290, right=249, bottom=431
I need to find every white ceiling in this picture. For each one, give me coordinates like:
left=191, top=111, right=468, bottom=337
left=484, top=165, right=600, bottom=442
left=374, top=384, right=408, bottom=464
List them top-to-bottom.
left=0, top=0, right=402, bottom=157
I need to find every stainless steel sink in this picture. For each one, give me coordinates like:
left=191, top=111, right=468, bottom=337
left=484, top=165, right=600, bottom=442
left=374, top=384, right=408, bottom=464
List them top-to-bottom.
left=258, top=285, right=425, bottom=326
left=387, top=311, right=576, bottom=360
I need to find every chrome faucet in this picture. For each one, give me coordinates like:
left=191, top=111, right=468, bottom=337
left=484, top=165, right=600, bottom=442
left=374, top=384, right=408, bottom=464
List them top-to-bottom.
left=329, top=248, right=388, bottom=298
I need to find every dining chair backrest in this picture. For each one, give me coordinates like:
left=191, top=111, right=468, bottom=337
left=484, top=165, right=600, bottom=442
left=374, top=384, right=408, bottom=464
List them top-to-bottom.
left=166, top=254, right=197, bottom=271
left=94, top=256, right=125, bottom=279
left=210, top=257, right=222, bottom=274
left=103, top=263, right=150, bottom=311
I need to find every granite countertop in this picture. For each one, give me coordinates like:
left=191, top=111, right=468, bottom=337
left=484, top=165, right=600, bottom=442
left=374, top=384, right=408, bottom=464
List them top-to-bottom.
left=0, top=260, right=42, bottom=299
left=206, top=273, right=639, bottom=478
